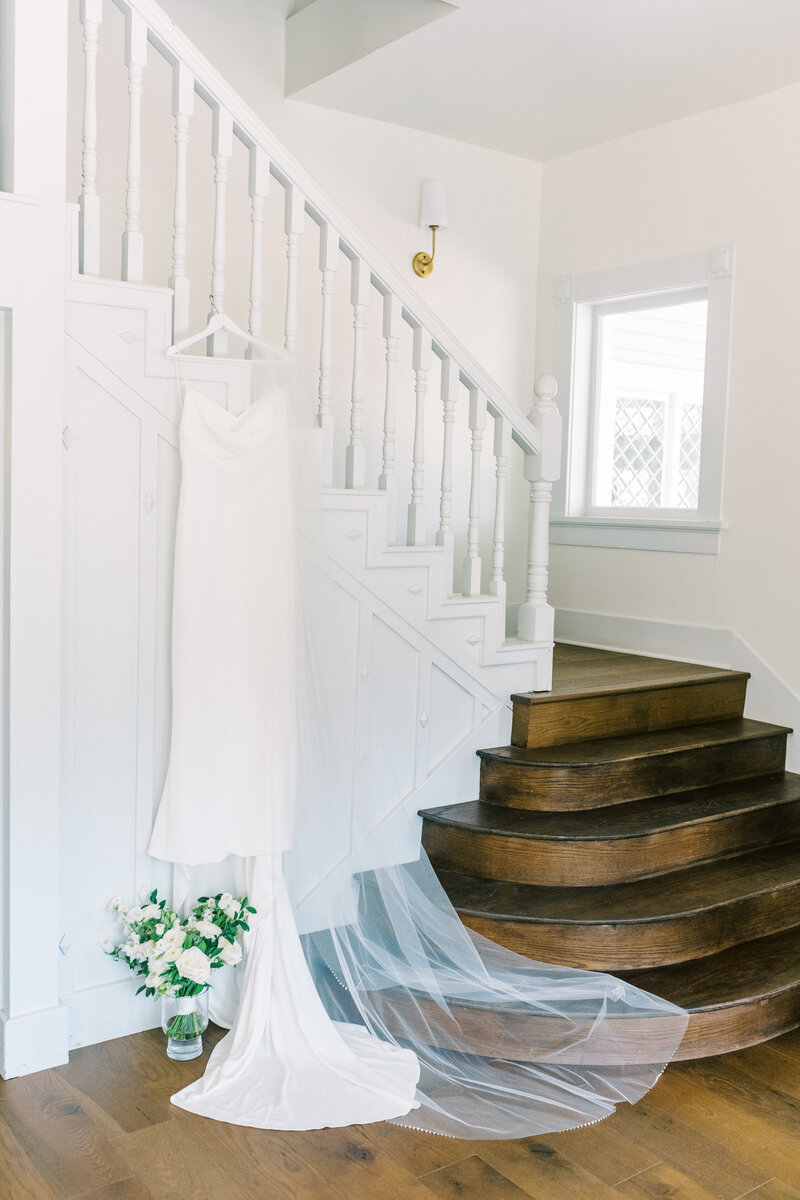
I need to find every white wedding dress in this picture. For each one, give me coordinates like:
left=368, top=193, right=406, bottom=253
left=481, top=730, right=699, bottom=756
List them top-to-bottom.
left=150, top=374, right=688, bottom=1139
left=149, top=386, right=420, bottom=1128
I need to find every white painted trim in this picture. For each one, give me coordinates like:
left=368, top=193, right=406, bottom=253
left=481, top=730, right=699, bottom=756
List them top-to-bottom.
left=552, top=249, right=734, bottom=552
left=550, top=517, right=723, bottom=555
left=555, top=608, right=799, bottom=772
left=0, top=1004, right=69, bottom=1079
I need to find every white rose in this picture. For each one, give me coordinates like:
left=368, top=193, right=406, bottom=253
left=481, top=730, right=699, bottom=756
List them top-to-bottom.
left=218, top=894, right=237, bottom=919
left=140, top=904, right=161, bottom=921
left=124, top=906, right=144, bottom=927
left=190, top=919, right=222, bottom=939
left=155, top=923, right=165, bottom=936
left=153, top=934, right=182, bottom=964
left=100, top=936, right=116, bottom=953
left=217, top=938, right=242, bottom=967
left=175, top=946, right=212, bottom=986
left=145, top=969, right=163, bottom=989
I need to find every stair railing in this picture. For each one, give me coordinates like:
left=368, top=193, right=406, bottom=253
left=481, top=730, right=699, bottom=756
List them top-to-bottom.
left=75, top=0, right=561, bottom=646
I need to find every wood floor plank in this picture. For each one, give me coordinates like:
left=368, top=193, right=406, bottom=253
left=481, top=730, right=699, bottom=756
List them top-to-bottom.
left=54, top=1039, right=176, bottom=1135
left=0, top=1070, right=132, bottom=1199
left=648, top=1070, right=800, bottom=1185
left=606, top=1098, right=768, bottom=1200
left=0, top=1110, right=59, bottom=1200
left=362, top=1120, right=484, bottom=1178
left=547, top=1121, right=662, bottom=1187
left=280, top=1126, right=441, bottom=1200
left=478, top=1137, right=635, bottom=1200
left=420, top=1154, right=533, bottom=1200
left=616, top=1162, right=723, bottom=1200
left=72, top=1179, right=155, bottom=1200
left=743, top=1182, right=800, bottom=1200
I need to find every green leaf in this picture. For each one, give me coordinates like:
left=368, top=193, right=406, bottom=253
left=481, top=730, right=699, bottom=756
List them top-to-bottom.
left=149, top=888, right=157, bottom=903
left=246, top=906, right=257, bottom=914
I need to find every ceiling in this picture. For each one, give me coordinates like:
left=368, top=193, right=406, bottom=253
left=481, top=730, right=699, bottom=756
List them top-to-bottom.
left=284, top=0, right=800, bottom=160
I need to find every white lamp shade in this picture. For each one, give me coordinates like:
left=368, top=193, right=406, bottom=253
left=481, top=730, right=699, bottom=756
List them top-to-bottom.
left=420, top=180, right=448, bottom=230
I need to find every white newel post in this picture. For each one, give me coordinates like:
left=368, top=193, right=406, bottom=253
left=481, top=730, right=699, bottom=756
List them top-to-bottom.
left=78, top=0, right=102, bottom=276
left=121, top=10, right=147, bottom=283
left=169, top=61, right=194, bottom=341
left=207, top=106, right=233, bottom=356
left=246, top=146, right=270, bottom=357
left=283, top=183, right=305, bottom=353
left=317, top=222, right=339, bottom=482
left=345, top=256, right=370, bottom=489
left=379, top=292, right=402, bottom=542
left=407, top=326, right=431, bottom=546
left=436, top=356, right=459, bottom=559
left=517, top=374, right=562, bottom=645
left=462, top=387, right=487, bottom=596
left=490, top=414, right=512, bottom=600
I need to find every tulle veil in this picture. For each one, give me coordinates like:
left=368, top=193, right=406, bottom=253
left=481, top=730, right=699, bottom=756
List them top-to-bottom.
left=149, top=344, right=688, bottom=1139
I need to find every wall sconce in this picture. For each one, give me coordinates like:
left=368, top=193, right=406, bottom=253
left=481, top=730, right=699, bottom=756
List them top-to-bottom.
left=413, top=180, right=448, bottom=278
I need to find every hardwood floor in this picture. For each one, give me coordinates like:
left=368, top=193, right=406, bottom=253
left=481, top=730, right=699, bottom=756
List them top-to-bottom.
left=2, top=1023, right=800, bottom=1199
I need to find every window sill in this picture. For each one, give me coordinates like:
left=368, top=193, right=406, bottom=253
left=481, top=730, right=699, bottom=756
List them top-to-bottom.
left=550, top=516, right=724, bottom=555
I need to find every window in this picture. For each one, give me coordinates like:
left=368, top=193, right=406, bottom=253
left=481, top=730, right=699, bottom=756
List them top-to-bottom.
left=551, top=249, right=734, bottom=554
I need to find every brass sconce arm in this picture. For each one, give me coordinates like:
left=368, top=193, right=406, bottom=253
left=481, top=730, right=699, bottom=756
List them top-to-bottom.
left=413, top=225, right=439, bottom=278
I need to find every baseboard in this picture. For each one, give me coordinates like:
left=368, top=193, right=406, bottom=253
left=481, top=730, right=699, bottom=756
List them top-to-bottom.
left=555, top=609, right=800, bottom=773
left=0, top=1003, right=69, bottom=1079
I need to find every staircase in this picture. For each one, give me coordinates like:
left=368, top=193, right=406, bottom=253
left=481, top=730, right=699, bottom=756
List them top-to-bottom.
left=421, top=644, right=800, bottom=1059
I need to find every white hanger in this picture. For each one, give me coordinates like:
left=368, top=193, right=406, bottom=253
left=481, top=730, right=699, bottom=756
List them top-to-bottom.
left=166, top=311, right=286, bottom=359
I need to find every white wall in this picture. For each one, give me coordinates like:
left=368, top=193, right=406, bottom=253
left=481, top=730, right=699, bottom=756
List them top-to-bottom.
left=0, top=0, right=69, bottom=1077
left=536, top=82, right=800, bottom=693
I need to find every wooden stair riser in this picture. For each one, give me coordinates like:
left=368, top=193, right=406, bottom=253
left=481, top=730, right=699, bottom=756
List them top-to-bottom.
left=511, top=677, right=748, bottom=749
left=479, top=732, right=788, bottom=810
left=421, top=798, right=800, bottom=887
left=457, top=882, right=800, bottom=971
left=372, top=988, right=800, bottom=1065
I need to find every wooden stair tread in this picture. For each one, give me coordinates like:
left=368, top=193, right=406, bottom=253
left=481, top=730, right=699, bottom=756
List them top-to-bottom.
left=515, top=644, right=749, bottom=705
left=478, top=718, right=791, bottom=768
left=421, top=773, right=800, bottom=842
left=436, top=837, right=800, bottom=925
left=622, top=925, right=800, bottom=1012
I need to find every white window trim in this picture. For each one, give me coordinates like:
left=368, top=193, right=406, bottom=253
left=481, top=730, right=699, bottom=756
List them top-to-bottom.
left=551, top=248, right=734, bottom=554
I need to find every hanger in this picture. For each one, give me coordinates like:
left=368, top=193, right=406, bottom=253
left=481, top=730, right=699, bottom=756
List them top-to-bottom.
left=166, top=311, right=287, bottom=359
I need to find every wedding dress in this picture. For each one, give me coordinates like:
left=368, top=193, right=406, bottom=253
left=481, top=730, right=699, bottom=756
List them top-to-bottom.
left=149, top=365, right=688, bottom=1138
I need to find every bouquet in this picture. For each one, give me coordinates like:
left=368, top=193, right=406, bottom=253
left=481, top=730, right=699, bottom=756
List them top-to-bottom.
left=103, top=889, right=255, bottom=1043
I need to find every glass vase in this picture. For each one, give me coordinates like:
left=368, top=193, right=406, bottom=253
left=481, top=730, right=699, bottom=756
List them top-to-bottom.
left=161, top=991, right=209, bottom=1060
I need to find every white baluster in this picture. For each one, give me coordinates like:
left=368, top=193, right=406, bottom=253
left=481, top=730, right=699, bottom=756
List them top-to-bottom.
left=78, top=0, right=103, bottom=276
left=121, top=11, right=147, bottom=282
left=169, top=62, right=194, bottom=340
left=207, top=106, right=233, bottom=356
left=246, top=146, right=270, bottom=358
left=284, top=184, right=305, bottom=353
left=317, top=222, right=339, bottom=483
left=345, top=256, right=370, bottom=489
left=379, top=292, right=402, bottom=542
left=407, top=327, right=431, bottom=546
left=436, top=357, right=459, bottom=556
left=518, top=374, right=562, bottom=643
left=462, top=388, right=487, bottom=596
left=489, top=414, right=512, bottom=600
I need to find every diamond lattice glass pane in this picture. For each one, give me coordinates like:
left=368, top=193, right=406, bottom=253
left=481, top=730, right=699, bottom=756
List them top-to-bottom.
left=611, top=396, right=665, bottom=507
left=677, top=403, right=702, bottom=508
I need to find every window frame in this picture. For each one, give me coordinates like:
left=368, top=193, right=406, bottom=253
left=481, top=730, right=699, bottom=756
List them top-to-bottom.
left=550, top=248, right=734, bottom=555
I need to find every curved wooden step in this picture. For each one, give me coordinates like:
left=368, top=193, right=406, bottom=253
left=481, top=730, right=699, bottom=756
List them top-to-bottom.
left=511, top=659, right=749, bottom=749
left=478, top=719, right=791, bottom=810
left=421, top=774, right=800, bottom=886
left=436, top=838, right=800, bottom=970
left=371, top=926, right=800, bottom=1064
